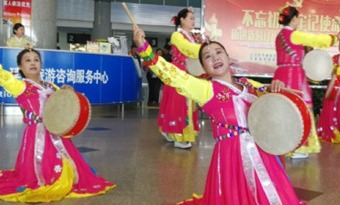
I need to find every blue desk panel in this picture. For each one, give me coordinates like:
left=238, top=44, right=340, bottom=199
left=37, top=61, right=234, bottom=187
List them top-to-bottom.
left=0, top=47, right=142, bottom=104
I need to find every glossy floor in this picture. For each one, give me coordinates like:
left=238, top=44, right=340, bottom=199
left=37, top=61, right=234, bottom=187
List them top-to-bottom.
left=0, top=105, right=339, bottom=205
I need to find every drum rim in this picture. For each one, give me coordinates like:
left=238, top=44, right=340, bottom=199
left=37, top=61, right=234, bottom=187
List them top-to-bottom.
left=43, top=89, right=91, bottom=137
left=248, top=91, right=311, bottom=155
left=280, top=91, right=312, bottom=149
left=63, top=92, right=91, bottom=137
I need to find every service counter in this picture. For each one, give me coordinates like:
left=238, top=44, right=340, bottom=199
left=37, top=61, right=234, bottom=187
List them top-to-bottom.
left=0, top=47, right=142, bottom=117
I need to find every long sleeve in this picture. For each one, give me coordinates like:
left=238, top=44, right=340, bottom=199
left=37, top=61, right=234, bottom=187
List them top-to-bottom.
left=291, top=31, right=338, bottom=48
left=170, top=32, right=201, bottom=59
left=138, top=43, right=213, bottom=106
left=0, top=64, right=25, bottom=97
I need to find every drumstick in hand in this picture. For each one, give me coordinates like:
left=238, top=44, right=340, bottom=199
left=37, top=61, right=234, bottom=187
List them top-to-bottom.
left=122, top=2, right=138, bottom=28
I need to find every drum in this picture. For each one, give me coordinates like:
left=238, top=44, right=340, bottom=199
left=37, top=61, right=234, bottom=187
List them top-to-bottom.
left=303, top=49, right=333, bottom=81
left=187, top=58, right=205, bottom=76
left=325, top=76, right=340, bottom=101
left=43, top=89, right=91, bottom=137
left=247, top=91, right=311, bottom=155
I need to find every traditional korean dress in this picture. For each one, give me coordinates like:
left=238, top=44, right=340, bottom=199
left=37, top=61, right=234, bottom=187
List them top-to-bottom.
left=273, top=26, right=338, bottom=153
left=157, top=28, right=201, bottom=142
left=6, top=35, right=31, bottom=48
left=138, top=43, right=304, bottom=205
left=317, top=54, right=340, bottom=143
left=0, top=66, right=115, bottom=203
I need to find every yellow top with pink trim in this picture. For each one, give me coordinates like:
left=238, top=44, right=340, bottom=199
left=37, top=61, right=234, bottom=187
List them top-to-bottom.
left=291, top=31, right=338, bottom=48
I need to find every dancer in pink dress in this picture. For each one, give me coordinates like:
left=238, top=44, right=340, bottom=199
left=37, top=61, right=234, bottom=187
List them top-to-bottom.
left=273, top=5, right=340, bottom=158
left=158, top=7, right=204, bottom=149
left=133, top=26, right=306, bottom=205
left=0, top=49, right=115, bottom=203
left=317, top=50, right=340, bottom=143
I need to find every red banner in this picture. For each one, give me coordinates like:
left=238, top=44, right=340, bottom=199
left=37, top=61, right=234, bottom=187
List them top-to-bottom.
left=2, top=0, right=31, bottom=26
left=204, top=0, right=340, bottom=75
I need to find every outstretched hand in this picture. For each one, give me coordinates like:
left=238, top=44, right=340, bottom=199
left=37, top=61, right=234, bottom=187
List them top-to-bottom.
left=133, top=25, right=146, bottom=48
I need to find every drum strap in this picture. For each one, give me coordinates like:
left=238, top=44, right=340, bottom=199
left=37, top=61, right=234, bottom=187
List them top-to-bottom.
left=34, top=123, right=46, bottom=186
left=240, top=133, right=283, bottom=205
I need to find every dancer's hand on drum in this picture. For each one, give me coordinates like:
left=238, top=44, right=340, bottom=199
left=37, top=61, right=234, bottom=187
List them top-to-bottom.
left=133, top=25, right=146, bottom=48
left=269, top=79, right=285, bottom=93
left=61, top=84, right=74, bottom=91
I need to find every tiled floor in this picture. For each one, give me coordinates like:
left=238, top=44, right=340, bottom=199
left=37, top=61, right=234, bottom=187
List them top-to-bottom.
left=0, top=104, right=339, bottom=205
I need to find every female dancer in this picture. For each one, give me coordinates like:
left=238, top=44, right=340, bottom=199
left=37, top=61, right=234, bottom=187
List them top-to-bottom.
left=273, top=5, right=340, bottom=158
left=158, top=7, right=203, bottom=149
left=133, top=25, right=307, bottom=205
left=317, top=43, right=340, bottom=143
left=0, top=49, right=114, bottom=203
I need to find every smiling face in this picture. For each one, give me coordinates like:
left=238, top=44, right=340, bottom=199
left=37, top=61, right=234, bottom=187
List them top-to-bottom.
left=200, top=42, right=231, bottom=80
left=18, top=50, right=42, bottom=80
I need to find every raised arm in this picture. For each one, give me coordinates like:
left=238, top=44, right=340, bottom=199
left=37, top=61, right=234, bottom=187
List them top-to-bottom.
left=133, top=27, right=213, bottom=106
left=170, top=31, right=201, bottom=59
left=291, top=31, right=339, bottom=48
left=0, top=64, right=25, bottom=97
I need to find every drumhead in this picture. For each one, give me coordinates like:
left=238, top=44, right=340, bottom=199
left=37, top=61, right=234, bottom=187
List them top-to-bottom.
left=303, top=49, right=333, bottom=81
left=187, top=58, right=205, bottom=76
left=43, top=89, right=81, bottom=136
left=248, top=93, right=304, bottom=155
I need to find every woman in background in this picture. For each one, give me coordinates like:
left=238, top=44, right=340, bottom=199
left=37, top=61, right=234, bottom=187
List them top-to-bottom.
left=273, top=4, right=340, bottom=158
left=158, top=7, right=204, bottom=149
left=6, top=23, right=32, bottom=48
left=317, top=42, right=340, bottom=143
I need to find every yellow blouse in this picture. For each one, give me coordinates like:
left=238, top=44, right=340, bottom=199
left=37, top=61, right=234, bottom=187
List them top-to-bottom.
left=170, top=31, right=201, bottom=59
left=291, top=31, right=338, bottom=48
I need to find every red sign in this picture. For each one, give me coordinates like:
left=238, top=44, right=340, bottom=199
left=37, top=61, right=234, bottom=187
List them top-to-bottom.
left=2, top=0, right=31, bottom=25
left=204, top=0, right=340, bottom=75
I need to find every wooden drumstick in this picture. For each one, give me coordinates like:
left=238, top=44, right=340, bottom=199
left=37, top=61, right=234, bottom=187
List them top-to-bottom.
left=122, top=2, right=138, bottom=28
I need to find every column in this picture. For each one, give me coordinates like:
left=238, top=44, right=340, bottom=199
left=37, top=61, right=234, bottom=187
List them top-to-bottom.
left=0, top=0, right=5, bottom=46
left=31, top=0, right=57, bottom=49
left=92, top=0, right=112, bottom=41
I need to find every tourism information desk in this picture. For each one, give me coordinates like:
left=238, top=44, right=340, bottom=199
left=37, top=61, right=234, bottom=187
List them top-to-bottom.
left=0, top=47, right=142, bottom=116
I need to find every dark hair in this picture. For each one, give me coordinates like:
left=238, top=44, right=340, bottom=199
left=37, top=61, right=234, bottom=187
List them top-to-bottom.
left=278, top=6, right=299, bottom=26
left=171, top=8, right=193, bottom=29
left=13, top=23, right=24, bottom=34
left=198, top=41, right=228, bottom=65
left=163, top=43, right=171, bottom=51
left=17, top=48, right=41, bottom=78
left=156, top=48, right=163, bottom=54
